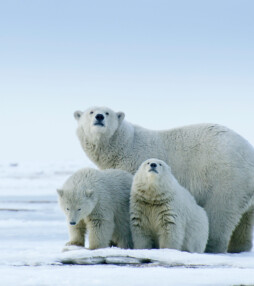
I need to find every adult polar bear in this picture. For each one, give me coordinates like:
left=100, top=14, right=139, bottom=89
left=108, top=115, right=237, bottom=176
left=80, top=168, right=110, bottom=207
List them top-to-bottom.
left=74, top=106, right=254, bottom=253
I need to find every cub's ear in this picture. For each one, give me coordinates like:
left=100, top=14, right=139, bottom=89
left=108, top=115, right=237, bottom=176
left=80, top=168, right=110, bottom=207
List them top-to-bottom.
left=74, top=110, right=83, bottom=121
left=117, top=112, right=125, bottom=125
left=166, top=164, right=172, bottom=172
left=57, top=189, right=64, bottom=197
left=85, top=189, right=94, bottom=198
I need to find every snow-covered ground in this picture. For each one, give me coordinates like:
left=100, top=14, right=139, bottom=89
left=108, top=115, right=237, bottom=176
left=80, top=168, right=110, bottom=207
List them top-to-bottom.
left=1, top=161, right=254, bottom=286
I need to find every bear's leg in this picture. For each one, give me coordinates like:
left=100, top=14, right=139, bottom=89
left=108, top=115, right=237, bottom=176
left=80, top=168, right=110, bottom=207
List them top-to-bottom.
left=204, top=193, right=241, bottom=253
left=227, top=206, right=254, bottom=253
left=131, top=211, right=154, bottom=249
left=66, top=220, right=86, bottom=246
left=88, top=220, right=114, bottom=249
left=131, top=226, right=153, bottom=249
left=158, top=226, right=183, bottom=250
left=116, top=229, right=133, bottom=249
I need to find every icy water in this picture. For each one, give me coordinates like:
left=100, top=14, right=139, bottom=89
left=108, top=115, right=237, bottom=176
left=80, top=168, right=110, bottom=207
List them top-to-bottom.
left=1, top=161, right=254, bottom=286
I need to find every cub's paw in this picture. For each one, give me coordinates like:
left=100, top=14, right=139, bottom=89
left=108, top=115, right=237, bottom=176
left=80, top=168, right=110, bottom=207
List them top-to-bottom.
left=65, top=241, right=84, bottom=247
left=62, top=243, right=85, bottom=252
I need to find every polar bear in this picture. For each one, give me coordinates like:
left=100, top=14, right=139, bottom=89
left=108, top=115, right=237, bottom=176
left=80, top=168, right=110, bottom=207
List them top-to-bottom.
left=74, top=106, right=254, bottom=253
left=130, top=159, right=209, bottom=253
left=57, top=168, right=133, bottom=249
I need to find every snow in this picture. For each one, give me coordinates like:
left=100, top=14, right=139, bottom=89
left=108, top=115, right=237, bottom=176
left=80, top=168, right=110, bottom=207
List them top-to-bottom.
left=1, top=161, right=254, bottom=286
left=60, top=246, right=254, bottom=269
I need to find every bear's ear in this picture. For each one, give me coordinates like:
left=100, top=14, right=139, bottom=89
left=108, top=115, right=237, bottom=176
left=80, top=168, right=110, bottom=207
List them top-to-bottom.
left=74, top=110, right=83, bottom=121
left=117, top=112, right=125, bottom=125
left=166, top=164, right=172, bottom=172
left=57, top=189, right=64, bottom=197
left=85, top=189, right=94, bottom=198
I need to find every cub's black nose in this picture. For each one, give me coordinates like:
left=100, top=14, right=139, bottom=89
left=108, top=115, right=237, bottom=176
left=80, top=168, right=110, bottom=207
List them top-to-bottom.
left=95, top=114, right=104, bottom=121
left=150, top=163, right=157, bottom=168
left=70, top=221, right=76, bottom=225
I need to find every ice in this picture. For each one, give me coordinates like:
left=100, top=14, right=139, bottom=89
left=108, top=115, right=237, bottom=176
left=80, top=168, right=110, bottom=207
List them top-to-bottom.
left=1, top=161, right=254, bottom=285
left=60, top=246, right=254, bottom=269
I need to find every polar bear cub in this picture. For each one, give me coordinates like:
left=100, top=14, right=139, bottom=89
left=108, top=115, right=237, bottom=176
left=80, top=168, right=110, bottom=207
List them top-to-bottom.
left=130, top=159, right=209, bottom=253
left=57, top=168, right=133, bottom=249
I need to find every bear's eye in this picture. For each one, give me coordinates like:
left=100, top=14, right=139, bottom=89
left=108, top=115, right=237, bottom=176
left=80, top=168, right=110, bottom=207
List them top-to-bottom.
left=90, top=111, right=94, bottom=115
left=105, top=112, right=109, bottom=116
left=147, top=162, right=150, bottom=165
left=159, top=163, right=162, bottom=166
left=67, top=208, right=69, bottom=211
left=77, top=208, right=81, bottom=211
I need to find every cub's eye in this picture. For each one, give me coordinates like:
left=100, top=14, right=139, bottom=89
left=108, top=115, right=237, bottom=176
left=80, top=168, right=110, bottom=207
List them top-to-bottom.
left=90, top=111, right=94, bottom=115
left=105, top=112, right=109, bottom=116
left=147, top=162, right=150, bottom=165
left=159, top=163, right=162, bottom=166
left=67, top=208, right=69, bottom=211
left=77, top=208, right=81, bottom=211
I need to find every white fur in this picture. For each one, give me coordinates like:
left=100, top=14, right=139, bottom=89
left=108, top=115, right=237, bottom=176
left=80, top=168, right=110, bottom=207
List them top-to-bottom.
left=74, top=106, right=254, bottom=253
left=130, top=159, right=208, bottom=253
left=57, top=168, right=133, bottom=249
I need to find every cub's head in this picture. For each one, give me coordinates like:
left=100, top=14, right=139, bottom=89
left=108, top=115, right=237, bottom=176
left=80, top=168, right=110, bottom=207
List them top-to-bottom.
left=74, top=106, right=125, bottom=142
left=134, top=158, right=171, bottom=187
left=57, top=186, right=97, bottom=226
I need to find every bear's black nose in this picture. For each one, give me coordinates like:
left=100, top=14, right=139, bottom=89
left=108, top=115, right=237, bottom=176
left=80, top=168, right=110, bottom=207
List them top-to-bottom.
left=95, top=114, right=104, bottom=121
left=150, top=163, right=157, bottom=168
left=70, top=221, right=76, bottom=225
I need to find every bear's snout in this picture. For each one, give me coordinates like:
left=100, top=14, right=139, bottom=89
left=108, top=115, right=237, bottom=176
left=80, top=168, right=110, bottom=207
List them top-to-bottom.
left=95, top=114, right=104, bottom=121
left=148, top=162, right=158, bottom=173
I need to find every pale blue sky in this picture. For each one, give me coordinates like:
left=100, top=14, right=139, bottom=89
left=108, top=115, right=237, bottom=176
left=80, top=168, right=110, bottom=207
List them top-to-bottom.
left=1, top=0, right=254, bottom=162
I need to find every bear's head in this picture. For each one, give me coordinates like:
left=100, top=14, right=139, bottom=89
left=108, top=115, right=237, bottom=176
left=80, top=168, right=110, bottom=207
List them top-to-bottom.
left=74, top=106, right=125, bottom=143
left=134, top=158, right=171, bottom=188
left=57, top=187, right=98, bottom=226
